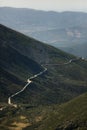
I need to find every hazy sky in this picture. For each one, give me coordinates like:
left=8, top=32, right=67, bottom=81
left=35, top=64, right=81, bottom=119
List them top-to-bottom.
left=0, top=0, right=87, bottom=12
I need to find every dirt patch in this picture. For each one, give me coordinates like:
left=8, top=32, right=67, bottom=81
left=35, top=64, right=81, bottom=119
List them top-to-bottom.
left=9, top=116, right=31, bottom=130
left=20, top=116, right=26, bottom=120
left=35, top=116, right=43, bottom=122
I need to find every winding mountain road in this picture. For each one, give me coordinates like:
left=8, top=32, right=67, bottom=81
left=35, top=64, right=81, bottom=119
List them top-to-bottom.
left=7, top=57, right=83, bottom=107
left=7, top=58, right=78, bottom=107
left=44, top=58, right=79, bottom=66
left=8, top=66, right=47, bottom=107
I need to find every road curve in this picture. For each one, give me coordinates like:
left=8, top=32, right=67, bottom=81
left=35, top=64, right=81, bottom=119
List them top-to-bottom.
left=0, top=57, right=85, bottom=110
left=7, top=57, right=83, bottom=107
left=7, top=58, right=76, bottom=107
left=44, top=58, right=80, bottom=66
left=8, top=66, right=47, bottom=107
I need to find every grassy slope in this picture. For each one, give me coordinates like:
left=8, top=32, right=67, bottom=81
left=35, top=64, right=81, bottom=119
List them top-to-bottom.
left=0, top=24, right=87, bottom=105
left=0, top=24, right=43, bottom=102
left=0, top=24, right=74, bottom=64
left=0, top=42, right=42, bottom=80
left=0, top=68, right=25, bottom=102
left=38, top=92, right=87, bottom=130
left=0, top=93, right=87, bottom=130
left=24, top=93, right=87, bottom=130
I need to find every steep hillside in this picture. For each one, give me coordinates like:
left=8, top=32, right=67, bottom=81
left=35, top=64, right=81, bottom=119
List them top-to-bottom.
left=0, top=24, right=87, bottom=106
left=0, top=24, right=73, bottom=64
left=0, top=24, right=43, bottom=102
left=0, top=39, right=42, bottom=79
left=0, top=68, right=24, bottom=102
left=37, top=92, right=87, bottom=130
left=0, top=93, right=87, bottom=130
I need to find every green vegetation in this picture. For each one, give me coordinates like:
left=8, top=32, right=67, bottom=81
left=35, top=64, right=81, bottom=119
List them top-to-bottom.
left=0, top=15, right=87, bottom=130
left=0, top=24, right=87, bottom=105
left=0, top=24, right=87, bottom=129
left=0, top=67, right=24, bottom=102
left=37, top=92, right=87, bottom=130
left=0, top=93, right=87, bottom=130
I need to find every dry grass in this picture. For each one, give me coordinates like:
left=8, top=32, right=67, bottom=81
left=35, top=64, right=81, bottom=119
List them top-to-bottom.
left=8, top=116, right=31, bottom=130
left=35, top=116, right=43, bottom=122
left=9, top=122, right=31, bottom=130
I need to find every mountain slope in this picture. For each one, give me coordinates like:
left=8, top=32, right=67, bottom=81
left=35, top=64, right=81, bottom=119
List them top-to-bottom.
left=0, top=24, right=87, bottom=105
left=0, top=24, right=73, bottom=64
left=0, top=24, right=43, bottom=102
left=0, top=39, right=42, bottom=80
left=0, top=68, right=24, bottom=102
left=0, top=92, right=87, bottom=130
left=31, top=92, right=87, bottom=130
left=37, top=92, right=87, bottom=130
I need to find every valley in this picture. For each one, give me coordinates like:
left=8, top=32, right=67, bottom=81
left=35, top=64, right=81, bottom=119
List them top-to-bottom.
left=0, top=7, right=87, bottom=57
left=0, top=24, right=87, bottom=130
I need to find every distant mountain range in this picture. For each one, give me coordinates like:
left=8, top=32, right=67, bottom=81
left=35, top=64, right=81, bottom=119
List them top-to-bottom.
left=0, top=7, right=87, bottom=58
left=0, top=24, right=87, bottom=130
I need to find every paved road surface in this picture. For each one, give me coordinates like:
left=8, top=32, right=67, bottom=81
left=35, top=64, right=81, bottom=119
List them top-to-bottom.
left=0, top=57, right=86, bottom=110
left=8, top=66, right=47, bottom=107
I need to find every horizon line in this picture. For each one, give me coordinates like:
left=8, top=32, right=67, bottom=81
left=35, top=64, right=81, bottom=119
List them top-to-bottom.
left=0, top=6, right=87, bottom=13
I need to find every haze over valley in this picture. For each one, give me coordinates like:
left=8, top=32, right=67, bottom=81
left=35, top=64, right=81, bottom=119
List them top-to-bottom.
left=0, top=7, right=87, bottom=58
